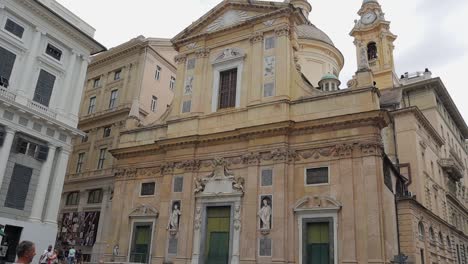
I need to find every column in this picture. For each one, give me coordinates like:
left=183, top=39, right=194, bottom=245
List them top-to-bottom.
left=56, top=51, right=78, bottom=115
left=70, top=55, right=90, bottom=118
left=0, top=127, right=16, bottom=191
left=30, top=145, right=57, bottom=222
left=44, top=149, right=71, bottom=224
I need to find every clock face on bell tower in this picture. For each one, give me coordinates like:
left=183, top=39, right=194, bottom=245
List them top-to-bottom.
left=350, top=0, right=399, bottom=89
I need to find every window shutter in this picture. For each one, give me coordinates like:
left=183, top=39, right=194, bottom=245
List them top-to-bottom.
left=5, top=19, right=24, bottom=38
left=0, top=46, right=17, bottom=85
left=219, top=69, right=237, bottom=109
left=33, top=70, right=56, bottom=106
left=36, top=145, right=49, bottom=161
left=5, top=164, right=33, bottom=210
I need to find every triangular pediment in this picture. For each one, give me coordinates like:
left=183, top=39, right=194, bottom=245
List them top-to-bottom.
left=172, top=0, right=290, bottom=44
left=294, top=196, right=342, bottom=212
left=129, top=204, right=159, bottom=218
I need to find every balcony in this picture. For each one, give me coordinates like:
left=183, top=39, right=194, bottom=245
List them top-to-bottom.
left=0, top=82, right=57, bottom=119
left=439, top=157, right=464, bottom=182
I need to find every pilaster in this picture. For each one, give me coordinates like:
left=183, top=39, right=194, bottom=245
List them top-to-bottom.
left=274, top=25, right=291, bottom=99
left=249, top=32, right=264, bottom=104
left=192, top=49, right=210, bottom=113
left=0, top=127, right=16, bottom=191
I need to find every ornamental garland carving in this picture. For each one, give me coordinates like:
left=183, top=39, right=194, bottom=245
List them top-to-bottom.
left=275, top=25, right=290, bottom=37
left=249, top=32, right=264, bottom=44
left=195, top=48, right=210, bottom=58
left=174, top=54, right=187, bottom=64
left=175, top=159, right=201, bottom=172
left=161, top=162, right=175, bottom=174
left=115, top=168, right=137, bottom=179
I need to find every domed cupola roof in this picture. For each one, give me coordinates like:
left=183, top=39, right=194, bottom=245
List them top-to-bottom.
left=363, top=0, right=378, bottom=4
left=297, top=23, right=335, bottom=46
left=320, top=73, right=339, bottom=81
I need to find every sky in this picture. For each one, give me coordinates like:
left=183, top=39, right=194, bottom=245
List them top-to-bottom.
left=56, top=0, right=468, bottom=120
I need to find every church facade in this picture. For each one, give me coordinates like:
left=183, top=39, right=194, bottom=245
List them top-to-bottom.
left=102, top=0, right=467, bottom=264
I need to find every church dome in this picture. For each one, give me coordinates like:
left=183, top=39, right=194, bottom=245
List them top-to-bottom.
left=297, top=24, right=334, bottom=46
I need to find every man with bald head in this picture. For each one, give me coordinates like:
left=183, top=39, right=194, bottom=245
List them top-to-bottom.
left=15, top=241, right=36, bottom=264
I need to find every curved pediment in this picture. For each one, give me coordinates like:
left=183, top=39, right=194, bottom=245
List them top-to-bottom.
left=212, top=48, right=246, bottom=65
left=194, top=158, right=244, bottom=196
left=294, top=196, right=342, bottom=212
left=129, top=204, right=159, bottom=218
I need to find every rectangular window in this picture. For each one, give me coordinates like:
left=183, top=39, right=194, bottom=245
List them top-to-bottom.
left=4, top=19, right=24, bottom=39
left=265, top=36, right=275, bottom=50
left=45, top=44, right=62, bottom=61
left=0, top=46, right=16, bottom=89
left=155, top=65, right=161, bottom=80
left=218, top=68, right=237, bottom=109
left=33, top=69, right=56, bottom=106
left=114, top=69, right=121, bottom=80
left=170, top=76, right=176, bottom=90
left=93, top=78, right=101, bottom=88
left=263, top=82, right=275, bottom=97
left=109, top=90, right=118, bottom=109
left=88, top=96, right=96, bottom=114
left=151, top=96, right=158, bottom=112
left=182, top=100, right=191, bottom=113
left=103, top=126, right=111, bottom=138
left=15, top=137, right=48, bottom=161
left=97, top=148, right=106, bottom=169
left=76, top=153, right=85, bottom=173
left=4, top=164, right=32, bottom=210
left=306, top=167, right=329, bottom=185
left=261, top=168, right=273, bottom=186
left=173, top=176, right=183, bottom=192
left=141, top=182, right=155, bottom=196
left=87, top=189, right=103, bottom=204
left=66, top=192, right=80, bottom=206
left=303, top=221, right=332, bottom=264
left=259, top=237, right=272, bottom=257
left=420, top=249, right=425, bottom=264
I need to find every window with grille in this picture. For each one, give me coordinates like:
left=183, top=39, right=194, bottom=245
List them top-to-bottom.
left=4, top=19, right=24, bottom=39
left=265, top=37, right=275, bottom=50
left=45, top=44, right=62, bottom=61
left=0, top=46, right=16, bottom=89
left=155, top=65, right=161, bottom=80
left=218, top=68, right=237, bottom=109
left=114, top=69, right=121, bottom=80
left=33, top=70, right=56, bottom=106
left=170, top=76, right=176, bottom=90
left=109, top=90, right=118, bottom=109
left=88, top=96, right=96, bottom=114
left=151, top=96, right=158, bottom=112
left=103, top=127, right=111, bottom=138
left=15, top=136, right=49, bottom=161
left=97, top=148, right=106, bottom=169
left=76, top=153, right=85, bottom=173
left=5, top=164, right=32, bottom=210
left=305, top=167, right=329, bottom=185
left=261, top=169, right=273, bottom=186
left=141, top=182, right=155, bottom=196
left=87, top=189, right=103, bottom=204
left=66, top=192, right=80, bottom=206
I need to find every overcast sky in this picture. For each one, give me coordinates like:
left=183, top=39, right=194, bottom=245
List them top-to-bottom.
left=57, top=0, right=468, bottom=120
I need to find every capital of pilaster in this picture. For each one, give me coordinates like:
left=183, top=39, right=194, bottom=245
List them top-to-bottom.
left=275, top=25, right=290, bottom=38
left=249, top=32, right=264, bottom=44
left=195, top=48, right=210, bottom=58
left=175, top=54, right=187, bottom=64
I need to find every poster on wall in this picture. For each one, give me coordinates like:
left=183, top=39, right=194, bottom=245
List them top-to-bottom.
left=56, top=211, right=100, bottom=247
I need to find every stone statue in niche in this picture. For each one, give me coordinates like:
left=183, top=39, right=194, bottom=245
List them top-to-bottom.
left=264, top=56, right=275, bottom=77
left=185, top=76, right=194, bottom=95
left=258, top=196, right=272, bottom=231
left=167, top=201, right=181, bottom=231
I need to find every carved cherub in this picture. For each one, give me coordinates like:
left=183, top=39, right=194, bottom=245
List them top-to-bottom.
left=233, top=176, right=245, bottom=193
left=193, top=177, right=205, bottom=194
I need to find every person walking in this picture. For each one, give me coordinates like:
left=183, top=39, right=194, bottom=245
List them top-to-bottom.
left=14, top=241, right=36, bottom=264
left=39, top=245, right=52, bottom=264
left=67, top=247, right=75, bottom=264
left=47, top=250, right=58, bottom=264
left=75, top=250, right=82, bottom=264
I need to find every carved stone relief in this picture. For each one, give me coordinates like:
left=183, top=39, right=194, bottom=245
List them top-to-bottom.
left=206, top=10, right=250, bottom=32
left=264, top=56, right=276, bottom=77
left=184, top=76, right=194, bottom=95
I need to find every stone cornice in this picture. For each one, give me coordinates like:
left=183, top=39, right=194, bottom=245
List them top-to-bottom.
left=391, top=107, right=445, bottom=147
left=110, top=110, right=389, bottom=159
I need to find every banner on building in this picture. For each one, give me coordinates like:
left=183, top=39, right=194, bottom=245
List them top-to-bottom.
left=57, top=211, right=100, bottom=247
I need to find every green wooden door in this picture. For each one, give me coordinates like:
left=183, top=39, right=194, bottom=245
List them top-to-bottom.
left=205, top=206, right=231, bottom=264
left=306, top=222, right=330, bottom=264
left=130, top=224, right=152, bottom=263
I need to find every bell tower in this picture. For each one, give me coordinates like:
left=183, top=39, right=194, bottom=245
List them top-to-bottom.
left=350, top=0, right=398, bottom=89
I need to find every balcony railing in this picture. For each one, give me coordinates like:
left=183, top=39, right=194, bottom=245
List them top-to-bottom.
left=0, top=86, right=16, bottom=102
left=27, top=99, right=57, bottom=118
left=439, top=158, right=464, bottom=181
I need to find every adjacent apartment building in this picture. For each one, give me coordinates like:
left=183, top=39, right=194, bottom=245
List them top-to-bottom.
left=0, top=0, right=105, bottom=262
left=56, top=36, right=176, bottom=262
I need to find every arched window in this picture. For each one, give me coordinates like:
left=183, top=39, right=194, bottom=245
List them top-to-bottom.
left=367, top=42, right=378, bottom=61
left=66, top=191, right=80, bottom=206
left=418, top=222, right=425, bottom=240
left=429, top=227, right=435, bottom=241
left=439, top=232, right=444, bottom=246
left=446, top=236, right=451, bottom=249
